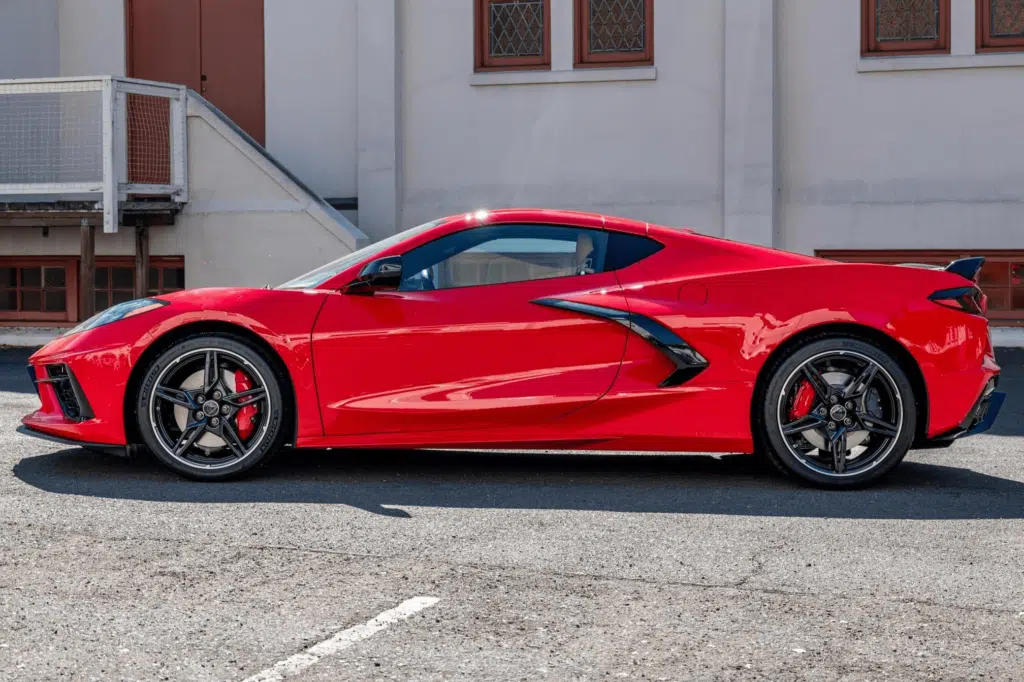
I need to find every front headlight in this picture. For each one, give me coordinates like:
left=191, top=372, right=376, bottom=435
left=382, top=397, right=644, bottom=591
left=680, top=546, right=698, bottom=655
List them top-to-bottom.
left=64, top=298, right=170, bottom=337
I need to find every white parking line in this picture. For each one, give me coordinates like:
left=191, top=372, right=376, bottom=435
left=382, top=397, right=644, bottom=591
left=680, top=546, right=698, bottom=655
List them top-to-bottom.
left=241, top=596, right=440, bottom=682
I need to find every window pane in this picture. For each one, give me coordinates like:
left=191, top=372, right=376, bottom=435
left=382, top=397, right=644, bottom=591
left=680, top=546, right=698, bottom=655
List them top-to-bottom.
left=489, top=0, right=545, bottom=57
left=589, top=0, right=646, bottom=53
left=875, top=0, right=939, bottom=42
left=991, top=0, right=1024, bottom=38
left=402, top=225, right=607, bottom=290
left=605, top=232, right=664, bottom=270
left=978, top=261, right=1009, bottom=287
left=1012, top=262, right=1024, bottom=286
left=43, top=266, right=65, bottom=288
left=0, top=267, right=15, bottom=288
left=20, top=267, right=41, bottom=288
left=94, top=267, right=109, bottom=289
left=112, top=267, right=134, bottom=290
left=148, top=267, right=160, bottom=291
left=162, top=267, right=185, bottom=290
left=985, top=287, right=1011, bottom=311
left=1012, top=287, right=1024, bottom=310
left=0, top=290, right=15, bottom=310
left=21, top=290, right=42, bottom=311
left=112, top=290, right=134, bottom=305
left=44, top=291, right=66, bottom=312
left=94, top=291, right=109, bottom=312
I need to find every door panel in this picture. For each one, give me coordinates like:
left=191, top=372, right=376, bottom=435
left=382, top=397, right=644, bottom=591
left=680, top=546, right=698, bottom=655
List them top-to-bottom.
left=126, top=0, right=201, bottom=185
left=128, top=0, right=202, bottom=90
left=200, top=0, right=266, bottom=144
left=312, top=274, right=629, bottom=436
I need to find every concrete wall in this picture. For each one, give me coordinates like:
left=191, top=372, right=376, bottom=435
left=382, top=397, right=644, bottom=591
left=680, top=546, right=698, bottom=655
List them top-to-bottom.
left=0, top=0, right=59, bottom=79
left=57, top=0, right=125, bottom=78
left=264, top=0, right=358, bottom=200
left=399, top=0, right=725, bottom=235
left=778, top=0, right=1024, bottom=254
left=180, top=94, right=366, bottom=288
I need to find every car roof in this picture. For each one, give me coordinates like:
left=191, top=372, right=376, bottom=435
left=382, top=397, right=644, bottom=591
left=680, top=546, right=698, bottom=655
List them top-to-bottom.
left=442, top=208, right=673, bottom=237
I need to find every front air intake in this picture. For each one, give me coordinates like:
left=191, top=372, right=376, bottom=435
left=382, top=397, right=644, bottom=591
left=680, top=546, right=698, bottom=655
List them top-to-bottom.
left=44, top=364, right=93, bottom=422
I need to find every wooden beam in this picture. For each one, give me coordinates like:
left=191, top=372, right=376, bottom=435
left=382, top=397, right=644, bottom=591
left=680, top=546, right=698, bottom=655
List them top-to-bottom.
left=79, top=219, right=96, bottom=320
left=134, top=224, right=150, bottom=299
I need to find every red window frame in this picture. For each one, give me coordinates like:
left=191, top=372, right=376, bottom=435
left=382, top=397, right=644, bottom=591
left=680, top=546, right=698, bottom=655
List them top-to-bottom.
left=475, top=0, right=552, bottom=72
left=574, top=0, right=654, bottom=68
left=861, top=0, right=951, bottom=57
left=977, top=0, right=1024, bottom=53
left=0, top=258, right=79, bottom=324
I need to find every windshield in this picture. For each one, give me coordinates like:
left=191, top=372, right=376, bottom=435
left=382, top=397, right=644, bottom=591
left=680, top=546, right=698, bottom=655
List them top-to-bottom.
left=277, top=219, right=447, bottom=289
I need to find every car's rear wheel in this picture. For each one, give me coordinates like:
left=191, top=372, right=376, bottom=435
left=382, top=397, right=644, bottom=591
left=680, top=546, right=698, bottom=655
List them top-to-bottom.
left=136, top=334, right=286, bottom=481
left=760, top=337, right=916, bottom=489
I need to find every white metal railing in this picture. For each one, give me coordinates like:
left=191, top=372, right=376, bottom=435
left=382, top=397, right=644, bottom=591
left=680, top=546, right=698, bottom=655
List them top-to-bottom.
left=0, top=76, right=188, bottom=233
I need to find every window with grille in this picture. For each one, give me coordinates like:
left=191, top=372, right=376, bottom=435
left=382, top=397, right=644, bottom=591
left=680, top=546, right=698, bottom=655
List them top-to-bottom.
left=475, top=0, right=552, bottom=72
left=575, top=0, right=653, bottom=67
left=862, top=0, right=950, bottom=56
left=978, top=0, right=1024, bottom=52
left=93, top=259, right=185, bottom=312
left=0, top=261, right=72, bottom=322
left=148, top=262, right=185, bottom=297
left=94, top=266, right=136, bottom=313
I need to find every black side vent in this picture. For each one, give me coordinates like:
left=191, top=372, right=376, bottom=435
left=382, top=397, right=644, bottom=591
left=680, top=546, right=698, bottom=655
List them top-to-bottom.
left=532, top=298, right=709, bottom=388
left=43, top=364, right=93, bottom=422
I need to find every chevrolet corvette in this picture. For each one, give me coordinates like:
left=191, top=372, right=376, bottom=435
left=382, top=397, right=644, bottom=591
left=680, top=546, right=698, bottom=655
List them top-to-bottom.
left=18, top=209, right=1003, bottom=487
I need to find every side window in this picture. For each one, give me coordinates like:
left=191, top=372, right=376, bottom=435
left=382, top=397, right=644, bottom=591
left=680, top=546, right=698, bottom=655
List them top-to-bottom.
left=400, top=224, right=608, bottom=291
left=605, top=232, right=664, bottom=271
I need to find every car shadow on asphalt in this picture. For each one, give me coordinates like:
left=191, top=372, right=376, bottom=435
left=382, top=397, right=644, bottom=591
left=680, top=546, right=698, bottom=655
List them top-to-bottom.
left=12, top=446, right=1024, bottom=521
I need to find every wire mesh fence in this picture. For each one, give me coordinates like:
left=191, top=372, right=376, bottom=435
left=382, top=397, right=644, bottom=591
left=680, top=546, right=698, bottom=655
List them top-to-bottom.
left=0, top=77, right=187, bottom=232
left=0, top=81, right=103, bottom=188
left=126, top=92, right=172, bottom=186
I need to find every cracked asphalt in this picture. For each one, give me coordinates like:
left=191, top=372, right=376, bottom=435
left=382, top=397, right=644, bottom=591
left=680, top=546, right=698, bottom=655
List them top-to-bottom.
left=1, top=347, right=1022, bottom=681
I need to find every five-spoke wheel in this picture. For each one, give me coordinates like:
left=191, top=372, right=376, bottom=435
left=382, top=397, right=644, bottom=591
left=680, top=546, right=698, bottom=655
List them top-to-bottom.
left=136, top=335, right=287, bottom=480
left=761, top=338, right=916, bottom=488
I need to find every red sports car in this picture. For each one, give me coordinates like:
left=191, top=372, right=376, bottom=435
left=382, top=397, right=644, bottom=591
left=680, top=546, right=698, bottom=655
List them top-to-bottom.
left=18, top=209, right=1003, bottom=487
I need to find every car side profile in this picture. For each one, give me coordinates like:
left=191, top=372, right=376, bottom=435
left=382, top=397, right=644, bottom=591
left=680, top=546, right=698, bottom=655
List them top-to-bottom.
left=18, top=209, right=1003, bottom=487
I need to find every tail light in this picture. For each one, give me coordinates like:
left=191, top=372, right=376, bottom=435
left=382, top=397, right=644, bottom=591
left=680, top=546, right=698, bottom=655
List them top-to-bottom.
left=929, top=286, right=985, bottom=315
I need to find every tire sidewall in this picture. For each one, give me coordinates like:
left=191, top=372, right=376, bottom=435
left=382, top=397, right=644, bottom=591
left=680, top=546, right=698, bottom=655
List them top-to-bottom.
left=136, top=335, right=285, bottom=480
left=761, top=338, right=917, bottom=488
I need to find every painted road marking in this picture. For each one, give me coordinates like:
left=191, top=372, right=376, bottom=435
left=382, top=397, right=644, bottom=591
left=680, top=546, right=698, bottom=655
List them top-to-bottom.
left=241, top=596, right=440, bottom=682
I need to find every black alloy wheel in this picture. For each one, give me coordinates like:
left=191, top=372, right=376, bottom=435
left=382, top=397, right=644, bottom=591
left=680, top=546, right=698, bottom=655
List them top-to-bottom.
left=136, top=334, right=287, bottom=480
left=761, top=338, right=916, bottom=488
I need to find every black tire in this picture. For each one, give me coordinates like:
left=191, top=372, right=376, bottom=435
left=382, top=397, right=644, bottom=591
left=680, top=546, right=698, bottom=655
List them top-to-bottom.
left=136, top=334, right=288, bottom=481
left=759, top=337, right=917, bottom=489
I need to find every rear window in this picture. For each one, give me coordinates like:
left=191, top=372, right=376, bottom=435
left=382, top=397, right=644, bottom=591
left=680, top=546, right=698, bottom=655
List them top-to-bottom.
left=605, top=232, right=664, bottom=271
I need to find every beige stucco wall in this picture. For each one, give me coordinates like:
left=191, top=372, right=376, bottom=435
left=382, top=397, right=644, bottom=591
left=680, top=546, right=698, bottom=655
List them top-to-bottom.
left=0, top=0, right=58, bottom=79
left=57, top=0, right=126, bottom=78
left=264, top=0, right=358, bottom=201
left=399, top=0, right=725, bottom=234
left=778, top=0, right=1024, bottom=254
left=179, top=94, right=366, bottom=288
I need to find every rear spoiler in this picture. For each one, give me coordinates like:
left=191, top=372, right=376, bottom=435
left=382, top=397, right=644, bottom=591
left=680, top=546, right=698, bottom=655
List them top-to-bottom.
left=898, top=257, right=985, bottom=283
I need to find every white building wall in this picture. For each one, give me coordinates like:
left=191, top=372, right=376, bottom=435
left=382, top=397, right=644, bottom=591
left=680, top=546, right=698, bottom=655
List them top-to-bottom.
left=0, top=0, right=58, bottom=79
left=57, top=0, right=126, bottom=78
left=264, top=0, right=358, bottom=201
left=399, top=0, right=725, bottom=235
left=778, top=0, right=1024, bottom=255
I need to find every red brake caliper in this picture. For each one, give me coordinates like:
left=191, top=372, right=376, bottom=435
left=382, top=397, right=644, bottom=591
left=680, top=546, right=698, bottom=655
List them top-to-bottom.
left=233, top=370, right=257, bottom=440
left=789, top=379, right=816, bottom=420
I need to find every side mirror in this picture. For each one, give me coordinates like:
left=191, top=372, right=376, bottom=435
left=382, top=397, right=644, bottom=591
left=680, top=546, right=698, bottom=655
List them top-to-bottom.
left=345, top=256, right=403, bottom=294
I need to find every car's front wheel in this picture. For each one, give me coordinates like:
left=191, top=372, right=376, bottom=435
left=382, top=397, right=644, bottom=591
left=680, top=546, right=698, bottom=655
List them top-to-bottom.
left=136, top=334, right=287, bottom=480
left=760, top=337, right=917, bottom=489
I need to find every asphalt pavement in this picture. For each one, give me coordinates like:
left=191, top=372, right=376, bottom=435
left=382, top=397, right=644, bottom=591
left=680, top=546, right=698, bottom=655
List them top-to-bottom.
left=0, top=347, right=1021, bottom=681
